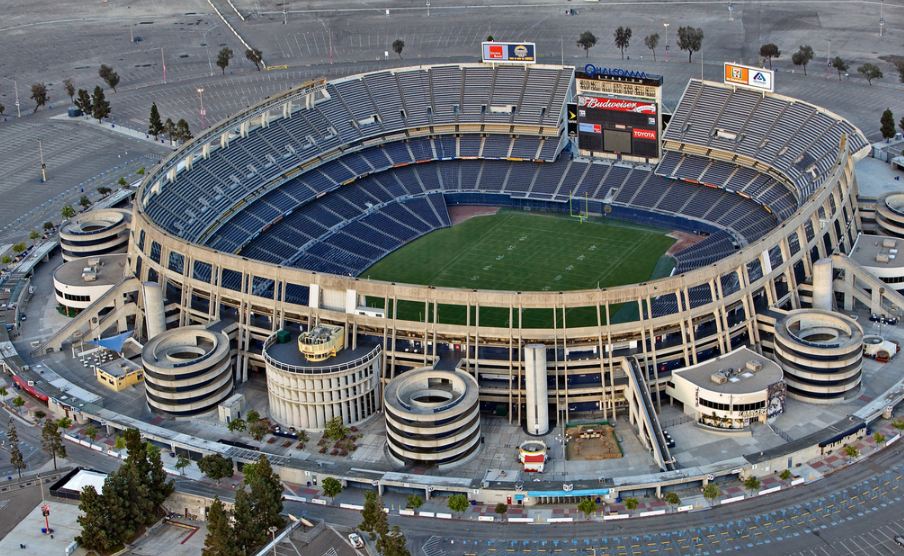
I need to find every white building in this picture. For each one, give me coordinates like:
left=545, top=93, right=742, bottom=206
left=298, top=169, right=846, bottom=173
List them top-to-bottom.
left=849, top=233, right=904, bottom=292
left=53, top=254, right=127, bottom=312
left=666, top=347, right=785, bottom=430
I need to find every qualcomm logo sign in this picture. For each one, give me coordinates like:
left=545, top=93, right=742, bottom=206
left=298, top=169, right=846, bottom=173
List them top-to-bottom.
left=583, top=64, right=648, bottom=80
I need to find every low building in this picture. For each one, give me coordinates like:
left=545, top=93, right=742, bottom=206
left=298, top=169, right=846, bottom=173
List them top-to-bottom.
left=849, top=233, right=904, bottom=292
left=53, top=253, right=127, bottom=312
left=666, top=347, right=785, bottom=430
left=95, top=357, right=144, bottom=391
left=518, top=440, right=547, bottom=472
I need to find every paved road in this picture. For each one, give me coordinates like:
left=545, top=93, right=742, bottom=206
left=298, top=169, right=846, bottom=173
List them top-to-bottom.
left=288, top=436, right=904, bottom=555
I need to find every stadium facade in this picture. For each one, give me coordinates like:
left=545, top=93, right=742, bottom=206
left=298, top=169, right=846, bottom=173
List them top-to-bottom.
left=83, top=61, right=902, bottom=460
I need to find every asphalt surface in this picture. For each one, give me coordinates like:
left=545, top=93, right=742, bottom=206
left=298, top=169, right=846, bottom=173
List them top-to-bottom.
left=289, top=436, right=904, bottom=555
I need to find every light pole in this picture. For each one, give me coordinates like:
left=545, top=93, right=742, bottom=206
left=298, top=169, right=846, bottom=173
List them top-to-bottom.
left=663, top=23, right=670, bottom=63
left=14, top=79, right=21, bottom=118
left=197, top=88, right=206, bottom=130
left=38, top=140, right=46, bottom=183
left=268, top=525, right=278, bottom=554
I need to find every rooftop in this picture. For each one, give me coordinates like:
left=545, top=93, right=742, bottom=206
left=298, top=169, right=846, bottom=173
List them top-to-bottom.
left=851, top=233, right=904, bottom=269
left=53, top=253, right=127, bottom=287
left=267, top=332, right=376, bottom=369
left=672, top=346, right=783, bottom=394
left=96, top=357, right=142, bottom=378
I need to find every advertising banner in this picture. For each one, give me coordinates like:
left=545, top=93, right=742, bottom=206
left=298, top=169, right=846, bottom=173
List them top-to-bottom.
left=481, top=42, right=536, bottom=64
left=724, top=62, right=774, bottom=92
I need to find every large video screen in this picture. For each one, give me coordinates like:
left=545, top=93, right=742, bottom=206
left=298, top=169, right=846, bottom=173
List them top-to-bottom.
left=577, top=96, right=659, bottom=159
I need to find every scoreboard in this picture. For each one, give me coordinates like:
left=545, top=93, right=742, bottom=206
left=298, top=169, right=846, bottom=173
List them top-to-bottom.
left=572, top=64, right=663, bottom=162
left=576, top=96, right=659, bottom=159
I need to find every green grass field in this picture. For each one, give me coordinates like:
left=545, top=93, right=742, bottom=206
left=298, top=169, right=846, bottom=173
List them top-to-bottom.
left=363, top=210, right=675, bottom=327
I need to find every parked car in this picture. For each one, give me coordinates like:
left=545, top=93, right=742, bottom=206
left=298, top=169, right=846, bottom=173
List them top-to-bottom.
left=348, top=533, right=364, bottom=549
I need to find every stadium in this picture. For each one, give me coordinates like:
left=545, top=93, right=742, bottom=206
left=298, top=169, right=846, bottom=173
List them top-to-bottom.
left=48, top=57, right=902, bottom=471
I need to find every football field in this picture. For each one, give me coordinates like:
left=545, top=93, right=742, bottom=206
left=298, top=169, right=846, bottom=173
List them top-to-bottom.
left=363, top=210, right=675, bottom=326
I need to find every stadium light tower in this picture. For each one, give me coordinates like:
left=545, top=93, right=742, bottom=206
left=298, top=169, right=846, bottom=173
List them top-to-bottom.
left=663, top=23, right=670, bottom=62
left=197, top=88, right=206, bottom=130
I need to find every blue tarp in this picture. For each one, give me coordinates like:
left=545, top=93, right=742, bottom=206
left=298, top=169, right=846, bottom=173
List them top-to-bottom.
left=89, top=331, right=133, bottom=353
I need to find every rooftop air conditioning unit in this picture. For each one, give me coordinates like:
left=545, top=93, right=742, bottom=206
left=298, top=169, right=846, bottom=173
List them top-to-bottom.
left=746, top=360, right=763, bottom=373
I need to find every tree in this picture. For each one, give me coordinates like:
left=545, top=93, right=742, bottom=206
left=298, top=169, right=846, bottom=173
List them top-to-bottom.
left=614, top=26, right=632, bottom=60
left=676, top=26, right=704, bottom=63
left=577, top=31, right=597, bottom=58
left=644, top=33, right=660, bottom=61
left=486, top=35, right=494, bottom=42
left=392, top=39, right=405, bottom=59
left=759, top=43, right=781, bottom=69
left=791, top=45, right=814, bottom=76
left=216, top=47, right=234, bottom=75
left=245, top=48, right=263, bottom=70
left=831, top=56, right=849, bottom=80
left=896, top=60, right=904, bottom=83
left=858, top=63, right=883, bottom=85
left=99, top=64, right=120, bottom=92
left=63, top=78, right=75, bottom=103
left=30, top=83, right=48, bottom=113
left=91, top=86, right=111, bottom=122
left=75, top=88, right=92, bottom=114
left=148, top=102, right=164, bottom=139
left=0, top=103, right=4, bottom=117
left=881, top=108, right=896, bottom=140
left=900, top=115, right=904, bottom=136
left=163, top=117, right=176, bottom=142
left=175, top=118, right=193, bottom=143
left=117, top=176, right=128, bottom=188
left=97, top=186, right=112, bottom=195
left=79, top=195, right=91, bottom=208
left=61, top=204, right=76, bottom=219
left=43, top=221, right=54, bottom=231
left=29, top=230, right=40, bottom=243
left=12, top=243, right=26, bottom=254
left=0, top=256, right=10, bottom=266
left=0, top=387, right=7, bottom=396
left=12, top=396, right=24, bottom=411
left=246, top=409, right=261, bottom=423
left=34, top=410, right=46, bottom=420
left=57, top=416, right=73, bottom=429
left=324, top=416, right=349, bottom=441
left=227, top=417, right=246, bottom=433
left=248, top=418, right=269, bottom=441
left=8, top=419, right=26, bottom=479
left=41, top=419, right=67, bottom=470
left=894, top=419, right=904, bottom=431
left=84, top=424, right=97, bottom=445
left=874, top=432, right=886, bottom=444
left=114, top=435, right=126, bottom=450
left=146, top=444, right=175, bottom=512
left=844, top=444, right=859, bottom=458
left=198, top=453, right=234, bottom=483
left=176, top=454, right=190, bottom=475
left=241, top=455, right=285, bottom=535
left=779, top=469, right=793, bottom=482
left=321, top=476, right=343, bottom=499
left=743, top=476, right=761, bottom=495
left=702, top=483, right=720, bottom=506
left=76, top=486, right=116, bottom=553
left=232, top=488, right=258, bottom=553
left=361, top=491, right=388, bottom=539
left=664, top=491, right=681, bottom=511
left=448, top=493, right=469, bottom=514
left=406, top=494, right=423, bottom=510
left=203, top=497, right=240, bottom=556
left=623, top=497, right=639, bottom=511
left=577, top=498, right=596, bottom=517
left=494, top=502, right=508, bottom=517
left=377, top=526, right=411, bottom=556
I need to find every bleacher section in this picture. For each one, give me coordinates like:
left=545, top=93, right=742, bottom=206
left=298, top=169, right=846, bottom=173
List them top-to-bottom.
left=143, top=64, right=574, bottom=242
left=662, top=80, right=868, bottom=202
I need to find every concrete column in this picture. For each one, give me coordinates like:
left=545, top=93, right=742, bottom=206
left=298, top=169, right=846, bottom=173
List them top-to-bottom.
left=812, top=259, right=834, bottom=311
left=142, top=282, right=167, bottom=340
left=524, top=344, right=549, bottom=435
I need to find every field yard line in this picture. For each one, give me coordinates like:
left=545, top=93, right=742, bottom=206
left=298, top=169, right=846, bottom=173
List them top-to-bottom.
left=429, top=212, right=515, bottom=284
left=589, top=234, right=656, bottom=288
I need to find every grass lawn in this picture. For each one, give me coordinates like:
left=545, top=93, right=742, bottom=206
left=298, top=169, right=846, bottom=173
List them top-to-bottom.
left=363, top=210, right=675, bottom=327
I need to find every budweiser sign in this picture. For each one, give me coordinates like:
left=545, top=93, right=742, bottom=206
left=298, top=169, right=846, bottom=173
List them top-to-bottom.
left=579, top=96, right=657, bottom=114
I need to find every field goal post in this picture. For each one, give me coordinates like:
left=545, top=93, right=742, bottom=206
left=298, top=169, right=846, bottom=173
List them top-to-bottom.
left=569, top=191, right=591, bottom=222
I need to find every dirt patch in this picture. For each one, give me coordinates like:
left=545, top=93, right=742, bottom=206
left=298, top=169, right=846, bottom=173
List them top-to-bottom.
left=448, top=205, right=500, bottom=225
left=666, top=230, right=707, bottom=257
left=565, top=424, right=622, bottom=461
